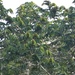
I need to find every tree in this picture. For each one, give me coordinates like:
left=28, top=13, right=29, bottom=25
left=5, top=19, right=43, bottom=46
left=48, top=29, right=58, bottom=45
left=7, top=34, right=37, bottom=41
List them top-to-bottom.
left=0, top=0, right=13, bottom=75
left=1, top=0, right=75, bottom=75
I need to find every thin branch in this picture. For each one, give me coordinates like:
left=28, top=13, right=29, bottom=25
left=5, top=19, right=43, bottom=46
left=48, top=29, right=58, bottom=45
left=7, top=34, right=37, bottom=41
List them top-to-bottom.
left=40, top=65, right=51, bottom=75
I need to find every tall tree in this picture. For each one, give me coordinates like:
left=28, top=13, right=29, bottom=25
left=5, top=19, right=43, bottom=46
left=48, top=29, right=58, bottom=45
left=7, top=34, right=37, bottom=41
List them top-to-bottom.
left=1, top=0, right=75, bottom=75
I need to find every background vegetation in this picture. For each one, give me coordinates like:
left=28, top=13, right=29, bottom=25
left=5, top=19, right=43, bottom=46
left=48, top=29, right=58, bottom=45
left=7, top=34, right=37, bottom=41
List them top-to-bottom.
left=0, top=0, right=75, bottom=75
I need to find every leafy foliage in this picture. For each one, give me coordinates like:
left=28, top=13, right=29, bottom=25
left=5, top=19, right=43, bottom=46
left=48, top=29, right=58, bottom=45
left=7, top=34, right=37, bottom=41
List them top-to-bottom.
left=0, top=0, right=75, bottom=75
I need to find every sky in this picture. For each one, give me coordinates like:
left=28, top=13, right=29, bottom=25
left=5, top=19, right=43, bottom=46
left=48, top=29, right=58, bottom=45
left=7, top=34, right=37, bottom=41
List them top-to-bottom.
left=3, top=0, right=74, bottom=17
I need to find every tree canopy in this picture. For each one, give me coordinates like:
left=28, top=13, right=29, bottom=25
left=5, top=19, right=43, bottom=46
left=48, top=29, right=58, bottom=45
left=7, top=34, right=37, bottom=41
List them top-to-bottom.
left=0, top=0, right=75, bottom=75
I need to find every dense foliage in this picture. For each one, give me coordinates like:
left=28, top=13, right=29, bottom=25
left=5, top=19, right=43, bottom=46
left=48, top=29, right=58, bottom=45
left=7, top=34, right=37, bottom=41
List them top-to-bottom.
left=0, top=0, right=75, bottom=75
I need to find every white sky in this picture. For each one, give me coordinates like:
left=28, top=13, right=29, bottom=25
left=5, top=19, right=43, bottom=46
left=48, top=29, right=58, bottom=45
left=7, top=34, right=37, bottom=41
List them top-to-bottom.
left=3, top=0, right=74, bottom=17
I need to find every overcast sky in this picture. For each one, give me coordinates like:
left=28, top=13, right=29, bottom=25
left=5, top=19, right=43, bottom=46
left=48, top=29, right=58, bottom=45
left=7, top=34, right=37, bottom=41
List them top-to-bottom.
left=3, top=0, right=74, bottom=17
